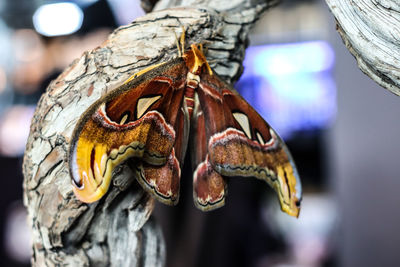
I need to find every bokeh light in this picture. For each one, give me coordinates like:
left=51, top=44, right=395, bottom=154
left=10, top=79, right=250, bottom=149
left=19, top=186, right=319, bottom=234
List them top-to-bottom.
left=33, top=2, right=84, bottom=37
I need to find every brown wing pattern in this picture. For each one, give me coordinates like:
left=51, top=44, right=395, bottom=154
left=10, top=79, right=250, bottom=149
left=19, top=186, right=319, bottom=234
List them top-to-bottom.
left=69, top=41, right=302, bottom=217
left=69, top=59, right=189, bottom=204
left=194, top=71, right=302, bottom=217
left=191, top=95, right=229, bottom=211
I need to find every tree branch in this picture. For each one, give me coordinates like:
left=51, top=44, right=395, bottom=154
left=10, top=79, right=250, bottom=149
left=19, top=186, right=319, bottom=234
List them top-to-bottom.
left=326, top=0, right=400, bottom=96
left=23, top=1, right=276, bottom=266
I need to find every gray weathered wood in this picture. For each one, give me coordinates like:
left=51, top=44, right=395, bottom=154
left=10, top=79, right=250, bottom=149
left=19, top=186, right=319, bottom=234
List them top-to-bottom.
left=326, top=0, right=400, bottom=96
left=23, top=1, right=275, bottom=266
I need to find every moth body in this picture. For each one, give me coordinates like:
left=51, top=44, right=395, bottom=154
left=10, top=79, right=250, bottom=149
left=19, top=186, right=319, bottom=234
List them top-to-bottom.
left=184, top=72, right=199, bottom=118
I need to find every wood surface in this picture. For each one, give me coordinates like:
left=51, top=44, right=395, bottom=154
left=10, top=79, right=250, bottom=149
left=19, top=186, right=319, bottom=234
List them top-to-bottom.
left=326, top=0, right=400, bottom=96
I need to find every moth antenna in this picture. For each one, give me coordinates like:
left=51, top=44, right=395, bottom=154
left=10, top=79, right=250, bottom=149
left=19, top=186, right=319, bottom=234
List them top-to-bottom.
left=180, top=26, right=186, bottom=54
left=174, top=31, right=182, bottom=57
left=199, top=44, right=209, bottom=55
left=199, top=44, right=215, bottom=70
left=207, top=60, right=219, bottom=70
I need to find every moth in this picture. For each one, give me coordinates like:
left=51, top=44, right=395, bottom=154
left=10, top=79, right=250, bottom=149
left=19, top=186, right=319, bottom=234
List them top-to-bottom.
left=69, top=33, right=302, bottom=217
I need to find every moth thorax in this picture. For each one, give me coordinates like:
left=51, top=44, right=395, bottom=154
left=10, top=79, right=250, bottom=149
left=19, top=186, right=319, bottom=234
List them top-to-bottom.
left=184, top=72, right=200, bottom=118
left=186, top=72, right=200, bottom=88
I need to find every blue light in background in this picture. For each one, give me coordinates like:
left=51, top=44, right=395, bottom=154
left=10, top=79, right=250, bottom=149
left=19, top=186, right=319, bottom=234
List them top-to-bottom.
left=106, top=0, right=145, bottom=25
left=237, top=41, right=336, bottom=139
left=246, top=41, right=335, bottom=76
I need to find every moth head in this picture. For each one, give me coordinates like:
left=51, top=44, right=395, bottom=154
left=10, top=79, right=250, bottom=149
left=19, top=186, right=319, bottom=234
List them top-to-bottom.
left=183, top=44, right=212, bottom=75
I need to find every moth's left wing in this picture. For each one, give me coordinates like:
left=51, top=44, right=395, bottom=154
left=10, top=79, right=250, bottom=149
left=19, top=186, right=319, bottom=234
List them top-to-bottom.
left=69, top=59, right=189, bottom=204
left=196, top=72, right=302, bottom=217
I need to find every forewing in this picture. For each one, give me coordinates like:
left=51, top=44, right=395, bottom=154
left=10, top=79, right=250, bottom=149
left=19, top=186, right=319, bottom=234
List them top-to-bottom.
left=69, top=59, right=189, bottom=204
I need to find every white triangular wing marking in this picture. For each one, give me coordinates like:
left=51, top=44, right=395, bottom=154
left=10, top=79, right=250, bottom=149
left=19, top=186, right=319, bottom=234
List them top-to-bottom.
left=137, top=95, right=162, bottom=119
left=232, top=112, right=252, bottom=139
left=119, top=114, right=128, bottom=124
left=256, top=131, right=265, bottom=145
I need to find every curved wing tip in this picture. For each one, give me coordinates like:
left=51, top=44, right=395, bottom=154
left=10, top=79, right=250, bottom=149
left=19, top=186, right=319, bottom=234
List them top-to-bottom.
left=281, top=199, right=301, bottom=218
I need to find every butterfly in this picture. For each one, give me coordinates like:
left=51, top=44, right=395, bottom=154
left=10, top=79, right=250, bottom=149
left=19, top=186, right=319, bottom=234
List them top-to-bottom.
left=68, top=32, right=302, bottom=217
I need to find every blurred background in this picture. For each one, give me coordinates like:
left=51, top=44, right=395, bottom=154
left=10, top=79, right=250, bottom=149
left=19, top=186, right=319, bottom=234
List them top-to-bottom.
left=0, top=0, right=399, bottom=266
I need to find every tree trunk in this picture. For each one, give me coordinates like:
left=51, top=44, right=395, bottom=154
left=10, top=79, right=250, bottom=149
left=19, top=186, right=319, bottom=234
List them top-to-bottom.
left=326, top=0, right=400, bottom=96
left=23, top=1, right=277, bottom=266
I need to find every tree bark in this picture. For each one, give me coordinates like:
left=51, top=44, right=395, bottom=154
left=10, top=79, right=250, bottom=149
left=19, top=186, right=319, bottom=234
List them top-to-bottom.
left=326, top=0, right=400, bottom=96
left=23, top=1, right=277, bottom=266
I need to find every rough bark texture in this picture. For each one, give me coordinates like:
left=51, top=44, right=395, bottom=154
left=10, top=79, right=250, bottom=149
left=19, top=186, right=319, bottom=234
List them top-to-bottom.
left=326, top=0, right=400, bottom=96
left=23, top=1, right=277, bottom=266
